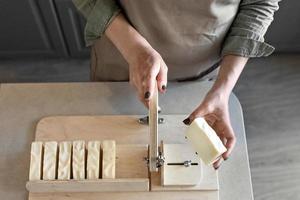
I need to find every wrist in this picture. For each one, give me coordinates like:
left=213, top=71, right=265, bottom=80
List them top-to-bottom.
left=209, top=55, right=248, bottom=97
left=209, top=76, right=233, bottom=99
left=207, top=85, right=230, bottom=102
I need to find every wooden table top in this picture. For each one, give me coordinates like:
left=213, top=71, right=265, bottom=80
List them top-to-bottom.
left=0, top=81, right=253, bottom=200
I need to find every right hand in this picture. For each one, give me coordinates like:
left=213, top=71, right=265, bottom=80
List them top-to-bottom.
left=105, top=14, right=168, bottom=108
left=128, top=46, right=168, bottom=107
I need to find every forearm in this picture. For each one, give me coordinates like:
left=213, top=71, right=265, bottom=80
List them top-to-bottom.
left=221, top=0, right=280, bottom=57
left=105, top=14, right=152, bottom=64
left=209, top=55, right=248, bottom=97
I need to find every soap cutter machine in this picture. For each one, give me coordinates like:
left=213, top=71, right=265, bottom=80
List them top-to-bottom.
left=148, top=87, right=202, bottom=186
left=26, top=89, right=219, bottom=196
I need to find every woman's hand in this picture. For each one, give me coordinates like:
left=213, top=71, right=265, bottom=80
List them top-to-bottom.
left=105, top=14, right=167, bottom=106
left=128, top=46, right=168, bottom=107
left=183, top=55, right=249, bottom=169
left=183, top=90, right=235, bottom=169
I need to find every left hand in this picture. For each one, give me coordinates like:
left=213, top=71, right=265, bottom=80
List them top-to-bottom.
left=183, top=89, right=236, bottom=170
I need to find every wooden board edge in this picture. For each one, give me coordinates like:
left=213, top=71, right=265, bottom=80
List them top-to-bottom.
left=26, top=178, right=149, bottom=193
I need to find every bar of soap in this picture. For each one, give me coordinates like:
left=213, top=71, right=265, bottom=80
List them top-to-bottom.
left=185, top=117, right=227, bottom=165
left=72, top=140, right=85, bottom=180
left=102, top=140, right=116, bottom=179
left=29, top=141, right=43, bottom=181
left=43, top=141, right=58, bottom=180
left=57, top=141, right=72, bottom=180
left=87, top=141, right=101, bottom=179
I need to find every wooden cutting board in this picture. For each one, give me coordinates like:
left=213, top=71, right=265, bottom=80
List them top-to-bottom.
left=28, top=115, right=219, bottom=200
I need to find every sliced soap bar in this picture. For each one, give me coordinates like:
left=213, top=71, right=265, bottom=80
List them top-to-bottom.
left=185, top=117, right=227, bottom=165
left=72, top=140, right=85, bottom=180
left=102, top=140, right=116, bottom=179
left=29, top=141, right=43, bottom=181
left=43, top=141, right=58, bottom=180
left=57, top=141, right=72, bottom=180
left=87, top=141, right=101, bottom=179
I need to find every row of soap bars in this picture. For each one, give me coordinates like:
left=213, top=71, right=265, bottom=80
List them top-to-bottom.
left=29, top=140, right=116, bottom=181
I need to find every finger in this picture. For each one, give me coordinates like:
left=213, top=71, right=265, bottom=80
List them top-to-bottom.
left=157, top=61, right=168, bottom=93
left=143, top=67, right=158, bottom=101
left=133, top=77, right=149, bottom=108
left=137, top=84, right=149, bottom=108
left=220, top=120, right=236, bottom=160
left=223, top=136, right=236, bottom=160
left=213, top=156, right=223, bottom=170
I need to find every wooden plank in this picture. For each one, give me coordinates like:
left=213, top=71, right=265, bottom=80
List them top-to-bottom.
left=149, top=87, right=158, bottom=172
left=34, top=115, right=186, bottom=144
left=102, top=140, right=116, bottom=179
left=115, top=145, right=148, bottom=178
left=26, top=179, right=149, bottom=193
left=29, top=190, right=218, bottom=200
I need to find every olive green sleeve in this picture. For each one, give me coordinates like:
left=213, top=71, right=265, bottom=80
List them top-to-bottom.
left=72, top=0, right=121, bottom=46
left=221, top=0, right=281, bottom=57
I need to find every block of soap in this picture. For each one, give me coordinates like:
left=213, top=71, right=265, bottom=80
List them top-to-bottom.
left=185, top=117, right=227, bottom=165
left=72, top=140, right=85, bottom=180
left=102, top=140, right=116, bottom=179
left=29, top=141, right=43, bottom=181
left=43, top=141, right=58, bottom=180
left=57, top=141, right=72, bottom=180
left=87, top=141, right=101, bottom=179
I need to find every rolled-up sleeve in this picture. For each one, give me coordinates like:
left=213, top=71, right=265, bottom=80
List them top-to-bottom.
left=73, top=0, right=121, bottom=46
left=221, top=0, right=281, bottom=57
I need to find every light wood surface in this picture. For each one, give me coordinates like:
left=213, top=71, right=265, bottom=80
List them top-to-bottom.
left=28, top=115, right=219, bottom=200
left=161, top=143, right=202, bottom=186
left=115, top=145, right=148, bottom=178
left=151, top=162, right=218, bottom=191
left=26, top=179, right=149, bottom=193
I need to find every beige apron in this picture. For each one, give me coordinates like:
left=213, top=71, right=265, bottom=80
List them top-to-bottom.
left=91, top=0, right=240, bottom=81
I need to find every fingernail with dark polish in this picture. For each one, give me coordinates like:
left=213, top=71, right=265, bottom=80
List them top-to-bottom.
left=162, top=85, right=166, bottom=90
left=144, top=91, right=150, bottom=99
left=183, top=118, right=191, bottom=125
left=224, top=157, right=228, bottom=161
left=214, top=167, right=219, bottom=170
